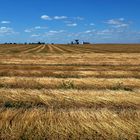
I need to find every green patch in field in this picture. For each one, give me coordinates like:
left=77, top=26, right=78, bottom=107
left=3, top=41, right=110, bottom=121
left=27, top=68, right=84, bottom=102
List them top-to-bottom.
left=59, top=80, right=75, bottom=89
left=109, top=82, right=133, bottom=91
left=3, top=101, right=45, bottom=109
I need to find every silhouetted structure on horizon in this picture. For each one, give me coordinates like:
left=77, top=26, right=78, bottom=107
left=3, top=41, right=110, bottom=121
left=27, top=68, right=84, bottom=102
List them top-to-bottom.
left=70, top=40, right=80, bottom=45
left=75, top=40, right=79, bottom=44
left=83, top=42, right=90, bottom=44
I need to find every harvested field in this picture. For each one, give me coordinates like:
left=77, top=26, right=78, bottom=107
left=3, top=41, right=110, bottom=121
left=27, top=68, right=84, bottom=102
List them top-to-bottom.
left=0, top=44, right=140, bottom=140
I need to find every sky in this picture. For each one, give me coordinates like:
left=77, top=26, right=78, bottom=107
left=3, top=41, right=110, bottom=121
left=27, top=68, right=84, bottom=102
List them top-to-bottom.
left=0, top=0, right=140, bottom=43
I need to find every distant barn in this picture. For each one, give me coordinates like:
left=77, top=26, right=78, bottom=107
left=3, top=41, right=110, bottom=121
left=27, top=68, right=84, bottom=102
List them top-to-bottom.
left=83, top=42, right=90, bottom=44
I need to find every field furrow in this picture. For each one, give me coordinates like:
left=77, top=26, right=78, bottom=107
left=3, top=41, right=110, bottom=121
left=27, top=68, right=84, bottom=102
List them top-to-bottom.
left=22, top=45, right=43, bottom=53
left=36, top=45, right=46, bottom=53
left=50, top=45, right=67, bottom=53
left=0, top=77, right=139, bottom=90
left=0, top=88, right=139, bottom=110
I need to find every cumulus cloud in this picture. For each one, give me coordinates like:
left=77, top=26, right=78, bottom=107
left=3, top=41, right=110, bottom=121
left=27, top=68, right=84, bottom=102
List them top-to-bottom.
left=41, top=15, right=52, bottom=20
left=41, top=15, right=68, bottom=20
left=41, top=15, right=84, bottom=21
left=54, top=16, right=67, bottom=20
left=105, top=18, right=129, bottom=28
left=105, top=19, right=121, bottom=25
left=1, top=21, right=11, bottom=24
left=67, top=23, right=77, bottom=27
left=114, top=24, right=128, bottom=28
left=25, top=26, right=48, bottom=33
left=34, top=26, right=48, bottom=29
left=34, top=26, right=41, bottom=29
left=0, top=27, right=17, bottom=35
left=24, top=29, right=32, bottom=33
left=97, top=29, right=113, bottom=35
left=43, top=30, right=65, bottom=37
left=49, top=30, right=64, bottom=33
left=84, top=30, right=96, bottom=34
left=85, top=30, right=92, bottom=33
left=31, top=34, right=40, bottom=37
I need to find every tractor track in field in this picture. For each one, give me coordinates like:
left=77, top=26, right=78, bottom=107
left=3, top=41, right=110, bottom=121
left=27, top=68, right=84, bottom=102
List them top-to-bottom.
left=1, top=44, right=137, bottom=54
left=1, top=44, right=140, bottom=54
left=47, top=44, right=66, bottom=53
left=47, top=44, right=87, bottom=53
left=0, top=45, right=28, bottom=53
left=18, top=45, right=40, bottom=53
left=22, top=45, right=44, bottom=53
left=36, top=45, right=46, bottom=53
left=47, top=45, right=56, bottom=53
left=50, top=45, right=84, bottom=53
left=51, top=45, right=66, bottom=53
left=55, top=45, right=82, bottom=53
left=57, top=45, right=110, bottom=53
left=59, top=45, right=96, bottom=53
left=60, top=46, right=93, bottom=53
left=60, top=46, right=86, bottom=53
left=69, top=46, right=106, bottom=53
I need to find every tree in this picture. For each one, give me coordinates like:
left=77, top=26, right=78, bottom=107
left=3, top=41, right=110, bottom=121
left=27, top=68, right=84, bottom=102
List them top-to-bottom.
left=71, top=41, right=74, bottom=45
left=38, top=42, right=41, bottom=45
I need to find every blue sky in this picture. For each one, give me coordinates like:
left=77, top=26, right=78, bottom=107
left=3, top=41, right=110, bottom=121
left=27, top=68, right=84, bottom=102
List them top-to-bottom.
left=0, top=0, right=140, bottom=43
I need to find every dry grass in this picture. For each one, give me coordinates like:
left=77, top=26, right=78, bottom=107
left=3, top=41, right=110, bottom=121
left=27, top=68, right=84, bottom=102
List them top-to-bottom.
left=0, top=44, right=140, bottom=139
left=0, top=69, right=139, bottom=78
left=0, top=77, right=139, bottom=90
left=0, top=89, right=139, bottom=110
left=0, top=108, right=139, bottom=140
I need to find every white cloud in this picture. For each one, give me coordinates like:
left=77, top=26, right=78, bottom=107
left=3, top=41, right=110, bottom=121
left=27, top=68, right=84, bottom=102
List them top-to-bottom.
left=41, top=15, right=52, bottom=20
left=41, top=15, right=68, bottom=20
left=41, top=15, right=84, bottom=21
left=54, top=16, right=67, bottom=20
left=105, top=18, right=129, bottom=28
left=105, top=19, right=121, bottom=25
left=1, top=21, right=11, bottom=24
left=67, top=23, right=77, bottom=27
left=114, top=23, right=128, bottom=28
left=25, top=26, right=48, bottom=33
left=34, top=26, right=48, bottom=29
left=34, top=26, right=41, bottom=29
left=0, top=27, right=17, bottom=35
left=24, top=29, right=32, bottom=33
left=97, top=29, right=113, bottom=35
left=44, top=30, right=65, bottom=37
left=49, top=30, right=64, bottom=33
left=84, top=30, right=96, bottom=34
left=85, top=30, right=92, bottom=33
left=49, top=31, right=58, bottom=33
left=31, top=34, right=40, bottom=37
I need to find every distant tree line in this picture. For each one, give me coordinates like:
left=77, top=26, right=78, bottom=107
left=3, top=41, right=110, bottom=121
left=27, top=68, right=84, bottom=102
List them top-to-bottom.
left=1, top=40, right=91, bottom=45
left=2, top=42, right=46, bottom=45
left=4, top=42, right=20, bottom=45
left=28, top=42, right=46, bottom=45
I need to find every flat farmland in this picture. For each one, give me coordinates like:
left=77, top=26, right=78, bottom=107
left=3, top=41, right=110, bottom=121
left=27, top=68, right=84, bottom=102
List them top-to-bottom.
left=0, top=44, right=140, bottom=140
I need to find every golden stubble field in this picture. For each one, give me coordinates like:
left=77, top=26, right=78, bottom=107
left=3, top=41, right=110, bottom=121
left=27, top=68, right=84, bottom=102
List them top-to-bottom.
left=0, top=44, right=140, bottom=140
